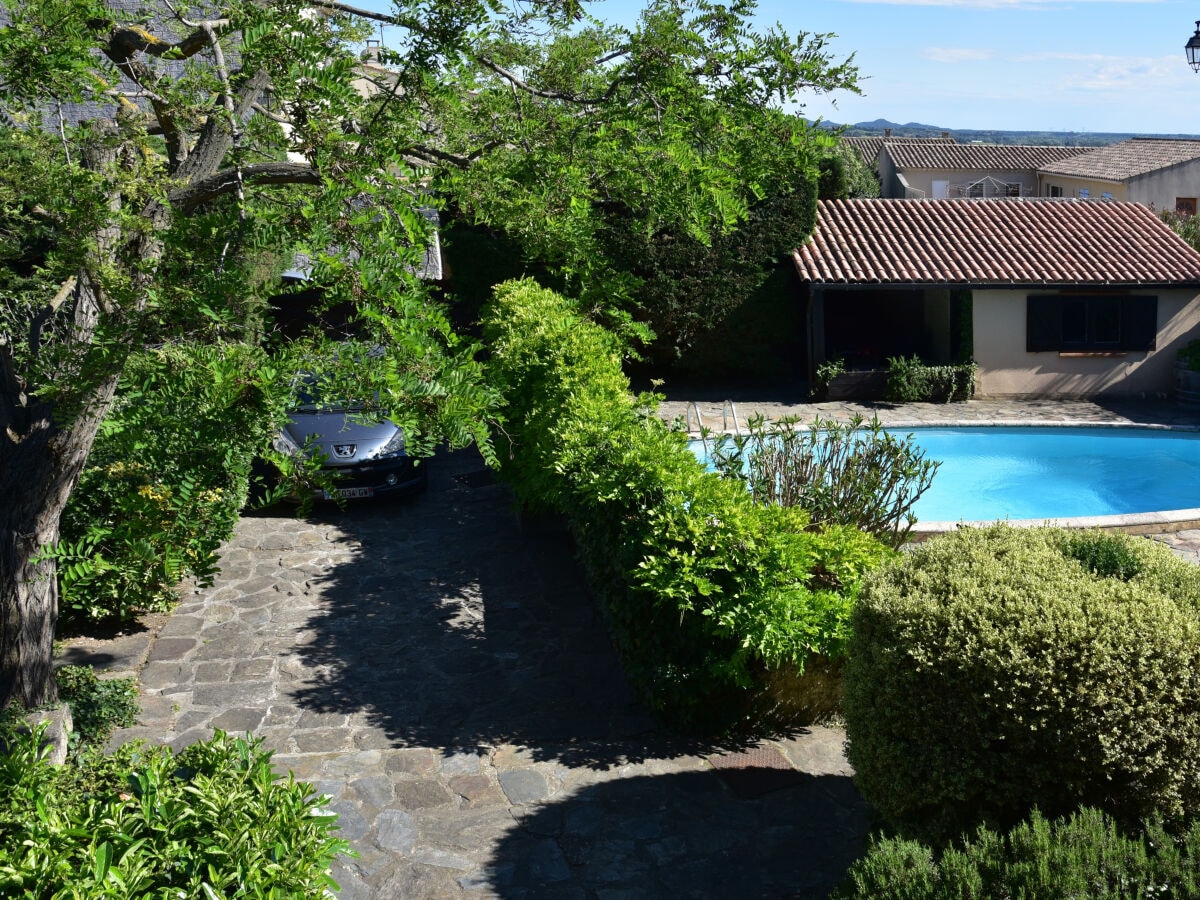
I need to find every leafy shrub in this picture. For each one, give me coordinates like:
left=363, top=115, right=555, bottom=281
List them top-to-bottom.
left=483, top=279, right=891, bottom=731
left=51, top=344, right=293, bottom=626
left=884, top=355, right=976, bottom=403
left=810, top=357, right=846, bottom=400
left=708, top=414, right=939, bottom=549
left=844, top=524, right=1200, bottom=845
left=54, top=665, right=138, bottom=749
left=0, top=728, right=351, bottom=897
left=835, top=807, right=1200, bottom=899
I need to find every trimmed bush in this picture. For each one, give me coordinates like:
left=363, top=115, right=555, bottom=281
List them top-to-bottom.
left=483, top=279, right=891, bottom=731
left=884, top=355, right=976, bottom=403
left=844, top=524, right=1200, bottom=845
left=0, top=728, right=350, bottom=896
left=835, top=807, right=1200, bottom=899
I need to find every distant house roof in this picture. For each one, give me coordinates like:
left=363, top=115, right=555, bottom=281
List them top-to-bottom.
left=841, top=135, right=954, bottom=166
left=1038, top=138, right=1200, bottom=183
left=881, top=142, right=1092, bottom=172
left=793, top=198, right=1200, bottom=287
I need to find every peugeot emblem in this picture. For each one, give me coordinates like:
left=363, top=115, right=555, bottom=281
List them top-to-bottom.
left=333, top=443, right=357, bottom=459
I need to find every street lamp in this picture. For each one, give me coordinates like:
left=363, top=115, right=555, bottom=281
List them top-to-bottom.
left=1187, top=20, right=1200, bottom=72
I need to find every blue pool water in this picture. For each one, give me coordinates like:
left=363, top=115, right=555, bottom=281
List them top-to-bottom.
left=694, top=426, right=1200, bottom=523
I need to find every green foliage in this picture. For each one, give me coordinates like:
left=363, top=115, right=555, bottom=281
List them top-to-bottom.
left=434, top=0, right=858, bottom=358
left=818, top=153, right=848, bottom=200
left=1162, top=208, right=1200, bottom=255
left=484, top=279, right=891, bottom=731
left=1179, top=339, right=1200, bottom=372
left=49, top=344, right=293, bottom=626
left=884, top=355, right=976, bottom=403
left=811, top=357, right=846, bottom=400
left=708, top=415, right=939, bottom=550
left=844, top=525, right=1200, bottom=845
left=1063, top=530, right=1144, bottom=581
left=54, top=665, right=138, bottom=749
left=0, top=727, right=351, bottom=897
left=836, top=807, right=1200, bottom=899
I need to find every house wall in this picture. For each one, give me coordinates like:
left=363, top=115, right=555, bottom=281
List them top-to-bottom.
left=1038, top=161, right=1200, bottom=209
left=1126, top=164, right=1200, bottom=212
left=883, top=167, right=1040, bottom=199
left=1037, top=174, right=1126, bottom=201
left=972, top=287, right=1200, bottom=397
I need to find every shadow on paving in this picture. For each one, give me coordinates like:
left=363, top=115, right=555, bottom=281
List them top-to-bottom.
left=285, top=448, right=783, bottom=771
left=485, top=769, right=867, bottom=899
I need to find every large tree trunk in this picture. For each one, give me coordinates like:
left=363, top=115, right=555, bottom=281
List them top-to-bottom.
left=0, top=377, right=117, bottom=710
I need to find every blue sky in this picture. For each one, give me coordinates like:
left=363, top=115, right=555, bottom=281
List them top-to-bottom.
left=353, top=0, right=1200, bottom=135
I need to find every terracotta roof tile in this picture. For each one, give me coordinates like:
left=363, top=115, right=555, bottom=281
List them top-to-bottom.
left=841, top=135, right=954, bottom=165
left=1038, top=138, right=1200, bottom=182
left=882, top=142, right=1092, bottom=171
left=793, top=198, right=1200, bottom=286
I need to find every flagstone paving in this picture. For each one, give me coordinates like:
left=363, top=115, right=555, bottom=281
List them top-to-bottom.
left=85, top=398, right=1200, bottom=898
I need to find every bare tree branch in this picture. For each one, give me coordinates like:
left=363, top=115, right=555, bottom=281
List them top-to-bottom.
left=169, top=161, right=322, bottom=210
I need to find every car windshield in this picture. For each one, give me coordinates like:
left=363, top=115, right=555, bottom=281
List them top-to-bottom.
left=293, top=374, right=369, bottom=414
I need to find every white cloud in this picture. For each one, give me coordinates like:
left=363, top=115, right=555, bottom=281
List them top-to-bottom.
left=922, top=47, right=994, bottom=63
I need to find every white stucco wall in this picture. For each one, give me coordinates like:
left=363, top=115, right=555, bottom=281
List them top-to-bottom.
left=973, top=288, right=1200, bottom=397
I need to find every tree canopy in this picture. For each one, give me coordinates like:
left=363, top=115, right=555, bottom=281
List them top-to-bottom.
left=0, top=0, right=859, bottom=709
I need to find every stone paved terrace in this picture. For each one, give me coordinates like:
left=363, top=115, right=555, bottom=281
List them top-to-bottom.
left=81, top=396, right=1200, bottom=897
left=101, top=450, right=868, bottom=899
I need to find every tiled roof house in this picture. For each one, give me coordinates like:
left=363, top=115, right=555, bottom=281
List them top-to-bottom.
left=841, top=134, right=955, bottom=167
left=1038, top=138, right=1200, bottom=213
left=878, top=142, right=1093, bottom=200
left=793, top=198, right=1200, bottom=398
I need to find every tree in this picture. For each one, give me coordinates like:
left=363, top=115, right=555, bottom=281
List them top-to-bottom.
left=0, top=0, right=858, bottom=709
left=0, top=0, right=503, bottom=709
left=416, top=0, right=860, bottom=357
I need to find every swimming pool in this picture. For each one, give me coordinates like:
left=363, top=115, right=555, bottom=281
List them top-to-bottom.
left=692, top=425, right=1200, bottom=532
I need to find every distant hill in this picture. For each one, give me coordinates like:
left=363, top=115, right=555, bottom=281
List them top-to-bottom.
left=816, top=118, right=1200, bottom=147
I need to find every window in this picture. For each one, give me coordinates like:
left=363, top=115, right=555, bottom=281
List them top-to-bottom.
left=1005, top=183, right=1022, bottom=197
left=1046, top=185, right=1063, bottom=198
left=1078, top=188, right=1090, bottom=199
left=1101, top=192, right=1114, bottom=201
left=1178, top=197, right=1198, bottom=216
left=1027, top=294, right=1157, bottom=352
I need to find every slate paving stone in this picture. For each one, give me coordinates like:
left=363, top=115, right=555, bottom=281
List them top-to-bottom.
left=95, top=401, right=1200, bottom=898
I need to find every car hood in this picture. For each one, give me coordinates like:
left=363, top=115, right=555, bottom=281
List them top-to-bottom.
left=283, top=410, right=402, bottom=466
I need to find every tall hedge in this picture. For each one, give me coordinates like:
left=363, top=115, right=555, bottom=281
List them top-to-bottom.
left=483, top=279, right=889, bottom=731
left=844, top=524, right=1200, bottom=845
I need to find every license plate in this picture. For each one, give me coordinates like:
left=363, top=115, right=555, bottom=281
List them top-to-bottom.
left=324, top=486, right=373, bottom=500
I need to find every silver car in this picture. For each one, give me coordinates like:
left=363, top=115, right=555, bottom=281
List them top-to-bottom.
left=274, top=383, right=427, bottom=501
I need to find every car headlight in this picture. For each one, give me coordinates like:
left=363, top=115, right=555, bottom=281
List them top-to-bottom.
left=377, top=429, right=406, bottom=458
left=273, top=431, right=301, bottom=455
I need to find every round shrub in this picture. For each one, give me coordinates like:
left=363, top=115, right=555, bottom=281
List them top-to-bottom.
left=844, top=524, right=1200, bottom=844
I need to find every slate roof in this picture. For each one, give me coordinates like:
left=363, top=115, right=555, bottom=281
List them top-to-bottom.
left=841, top=135, right=954, bottom=166
left=1038, top=138, right=1200, bottom=183
left=881, top=142, right=1092, bottom=172
left=793, top=198, right=1200, bottom=287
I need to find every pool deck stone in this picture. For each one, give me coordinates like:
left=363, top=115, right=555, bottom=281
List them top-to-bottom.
left=656, top=395, right=1200, bottom=432
left=69, top=397, right=1200, bottom=898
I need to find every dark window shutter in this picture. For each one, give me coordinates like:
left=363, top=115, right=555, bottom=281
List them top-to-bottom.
left=1027, top=295, right=1060, bottom=351
left=1121, top=296, right=1157, bottom=351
